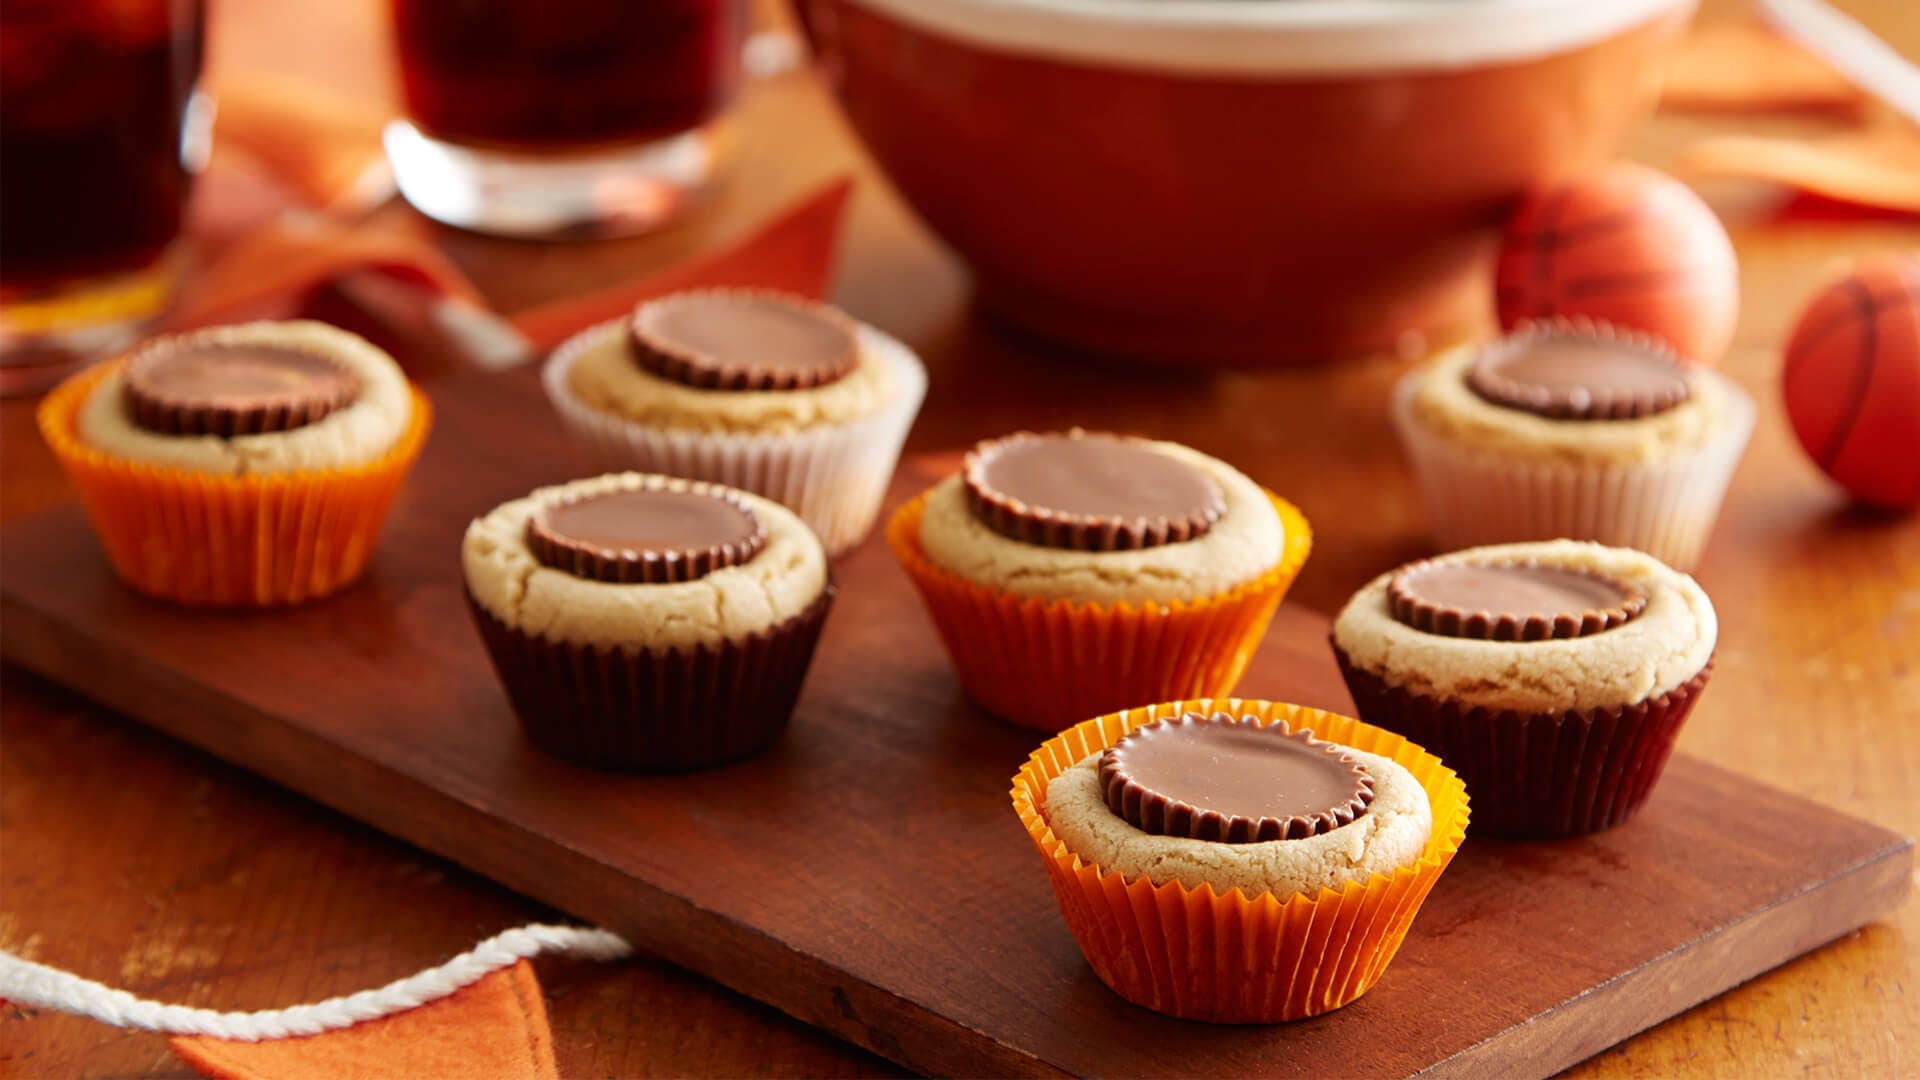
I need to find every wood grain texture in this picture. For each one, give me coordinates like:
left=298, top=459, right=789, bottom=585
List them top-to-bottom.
left=2, top=0, right=1917, bottom=1075
left=1, top=363, right=1911, bottom=1077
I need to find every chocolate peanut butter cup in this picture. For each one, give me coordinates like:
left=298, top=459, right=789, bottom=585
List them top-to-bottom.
left=629, top=291, right=860, bottom=391
left=1466, top=323, right=1692, bottom=420
left=125, top=339, right=361, bottom=436
left=963, top=431, right=1227, bottom=551
left=470, top=477, right=836, bottom=773
left=527, top=482, right=767, bottom=584
left=1334, top=545, right=1715, bottom=838
left=1387, top=560, right=1646, bottom=642
left=1013, top=699, right=1470, bottom=1024
left=1099, top=712, right=1373, bottom=842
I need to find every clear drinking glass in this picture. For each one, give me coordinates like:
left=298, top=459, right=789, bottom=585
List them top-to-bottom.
left=0, top=0, right=209, bottom=395
left=384, top=0, right=748, bottom=239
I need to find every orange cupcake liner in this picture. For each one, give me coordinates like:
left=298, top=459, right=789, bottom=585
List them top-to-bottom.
left=37, top=360, right=432, bottom=608
left=886, top=489, right=1311, bottom=731
left=1012, top=698, right=1469, bottom=1023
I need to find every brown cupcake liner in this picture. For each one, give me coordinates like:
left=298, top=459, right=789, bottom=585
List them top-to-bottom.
left=468, top=585, right=834, bottom=773
left=1333, top=643, right=1712, bottom=838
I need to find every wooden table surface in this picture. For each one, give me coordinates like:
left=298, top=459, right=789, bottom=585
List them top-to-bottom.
left=3, top=0, right=1915, bottom=1076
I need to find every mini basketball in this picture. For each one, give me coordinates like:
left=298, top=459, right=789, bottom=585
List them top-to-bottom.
left=1496, top=162, right=1740, bottom=366
left=1781, top=254, right=1920, bottom=511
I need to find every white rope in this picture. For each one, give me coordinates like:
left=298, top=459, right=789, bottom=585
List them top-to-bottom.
left=0, top=923, right=632, bottom=1041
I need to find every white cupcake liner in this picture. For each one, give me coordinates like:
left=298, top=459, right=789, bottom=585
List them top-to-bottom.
left=543, top=317, right=928, bottom=556
left=1390, top=370, right=1756, bottom=570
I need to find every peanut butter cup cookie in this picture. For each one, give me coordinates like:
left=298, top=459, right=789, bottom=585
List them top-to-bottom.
left=544, top=289, right=926, bottom=555
left=1392, top=318, right=1754, bottom=570
left=37, top=320, right=430, bottom=606
left=888, top=430, right=1311, bottom=730
left=464, top=472, right=832, bottom=772
left=1332, top=539, right=1717, bottom=837
left=1013, top=698, right=1468, bottom=1023
left=1045, top=712, right=1430, bottom=898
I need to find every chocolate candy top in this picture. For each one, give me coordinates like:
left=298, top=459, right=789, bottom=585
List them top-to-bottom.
left=629, top=291, right=859, bottom=391
left=1466, top=328, right=1692, bottom=420
left=124, top=341, right=361, bottom=436
left=963, top=431, right=1227, bottom=551
left=526, top=482, right=767, bottom=584
left=1388, top=559, right=1647, bottom=641
left=1098, top=712, right=1374, bottom=843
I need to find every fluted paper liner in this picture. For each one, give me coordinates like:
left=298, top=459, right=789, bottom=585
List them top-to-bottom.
left=543, top=318, right=926, bottom=557
left=38, top=361, right=431, bottom=608
left=1390, top=368, right=1756, bottom=572
left=888, top=490, right=1311, bottom=731
left=468, top=585, right=834, bottom=773
left=1335, top=644, right=1713, bottom=838
left=1012, top=698, right=1469, bottom=1023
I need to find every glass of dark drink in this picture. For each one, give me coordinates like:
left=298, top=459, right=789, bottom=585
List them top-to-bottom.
left=0, top=0, right=208, bottom=394
left=385, top=0, right=748, bottom=238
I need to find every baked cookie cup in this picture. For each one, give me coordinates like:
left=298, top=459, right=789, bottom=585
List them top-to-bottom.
left=542, top=291, right=927, bottom=557
left=1391, top=319, right=1754, bottom=571
left=37, top=324, right=430, bottom=607
left=463, top=472, right=834, bottom=772
left=887, top=487, right=1311, bottom=732
left=1331, top=540, right=1717, bottom=838
left=1011, top=698, right=1469, bottom=1024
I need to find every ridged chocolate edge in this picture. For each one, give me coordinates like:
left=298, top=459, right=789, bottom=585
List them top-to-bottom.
left=627, top=289, right=861, bottom=392
left=1466, top=315, right=1694, bottom=421
left=123, top=340, right=361, bottom=437
left=961, top=431, right=1228, bottom=552
left=525, top=478, right=769, bottom=584
left=1386, top=558, right=1649, bottom=642
left=467, top=582, right=834, bottom=773
left=1333, top=639, right=1712, bottom=838
left=1097, top=711, right=1375, bottom=843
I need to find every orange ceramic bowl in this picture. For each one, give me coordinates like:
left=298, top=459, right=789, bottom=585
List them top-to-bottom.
left=803, top=0, right=1694, bottom=366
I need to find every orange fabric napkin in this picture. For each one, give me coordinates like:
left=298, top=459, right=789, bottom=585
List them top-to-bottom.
left=1659, top=17, right=1920, bottom=218
left=1661, top=21, right=1864, bottom=114
left=177, top=76, right=441, bottom=330
left=213, top=76, right=394, bottom=213
left=180, top=79, right=855, bottom=364
left=1681, top=121, right=1920, bottom=216
left=509, top=178, right=854, bottom=352
left=168, top=210, right=484, bottom=332
left=170, top=961, right=559, bottom=1080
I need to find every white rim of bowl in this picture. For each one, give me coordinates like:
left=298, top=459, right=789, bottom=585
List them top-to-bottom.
left=830, top=0, right=1696, bottom=76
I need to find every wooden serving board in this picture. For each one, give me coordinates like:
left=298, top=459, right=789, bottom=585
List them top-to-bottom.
left=2, top=365, right=1910, bottom=1079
